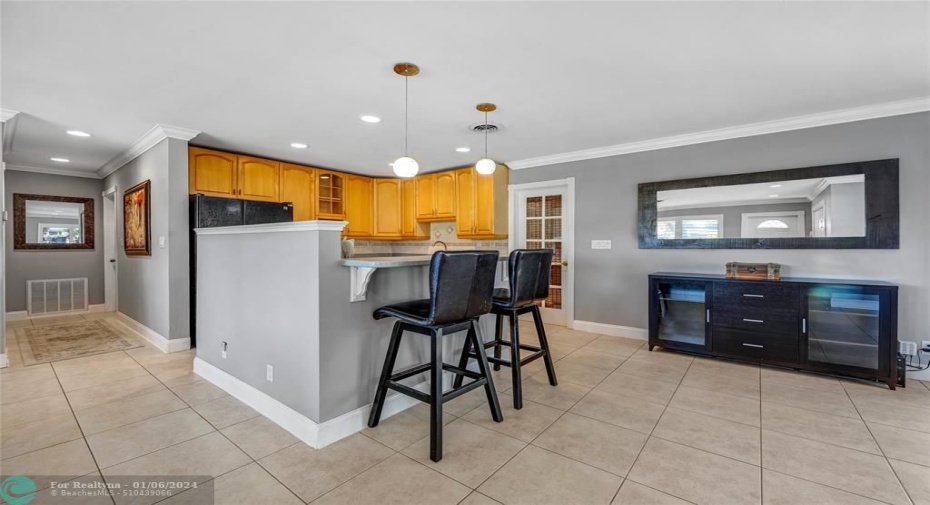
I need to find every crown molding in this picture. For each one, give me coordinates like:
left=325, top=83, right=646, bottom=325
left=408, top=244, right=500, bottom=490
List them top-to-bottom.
left=507, top=97, right=930, bottom=170
left=0, top=109, right=20, bottom=122
left=97, top=123, right=200, bottom=179
left=6, top=163, right=101, bottom=179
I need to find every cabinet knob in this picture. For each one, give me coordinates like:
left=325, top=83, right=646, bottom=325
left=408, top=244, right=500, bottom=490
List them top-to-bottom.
left=560, top=260, right=568, bottom=267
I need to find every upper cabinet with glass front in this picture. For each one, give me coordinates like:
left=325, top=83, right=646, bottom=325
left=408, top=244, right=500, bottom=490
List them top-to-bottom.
left=638, top=159, right=899, bottom=249
left=316, top=170, right=346, bottom=220
left=13, top=194, right=95, bottom=250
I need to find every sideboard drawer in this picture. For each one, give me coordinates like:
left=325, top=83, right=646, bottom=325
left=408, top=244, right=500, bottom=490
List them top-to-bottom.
left=714, top=283, right=799, bottom=312
left=713, top=311, right=798, bottom=336
left=713, top=329, right=799, bottom=363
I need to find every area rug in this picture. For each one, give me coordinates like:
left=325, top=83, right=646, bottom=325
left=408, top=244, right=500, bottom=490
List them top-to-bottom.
left=15, top=319, right=142, bottom=365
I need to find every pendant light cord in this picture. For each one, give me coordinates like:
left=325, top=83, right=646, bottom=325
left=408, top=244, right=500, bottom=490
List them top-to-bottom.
left=404, top=76, right=409, bottom=157
left=484, top=110, right=489, bottom=158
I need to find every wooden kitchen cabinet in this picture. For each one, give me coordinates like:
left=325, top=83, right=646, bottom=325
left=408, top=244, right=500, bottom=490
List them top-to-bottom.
left=189, top=147, right=238, bottom=198
left=237, top=156, right=280, bottom=202
left=280, top=163, right=315, bottom=221
left=456, top=166, right=509, bottom=239
left=316, top=170, right=346, bottom=220
left=415, top=172, right=456, bottom=221
left=345, top=174, right=373, bottom=238
left=372, top=179, right=402, bottom=238
left=402, top=179, right=430, bottom=239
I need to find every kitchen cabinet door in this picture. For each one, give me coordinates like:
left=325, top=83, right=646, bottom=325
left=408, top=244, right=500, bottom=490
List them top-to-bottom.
left=189, top=147, right=237, bottom=198
left=238, top=156, right=280, bottom=202
left=280, top=164, right=315, bottom=221
left=457, top=166, right=509, bottom=239
left=455, top=168, right=476, bottom=236
left=317, top=171, right=346, bottom=219
left=434, top=171, right=457, bottom=219
left=415, top=174, right=436, bottom=220
left=345, top=175, right=373, bottom=238
left=373, top=179, right=402, bottom=238
left=402, top=179, right=429, bottom=238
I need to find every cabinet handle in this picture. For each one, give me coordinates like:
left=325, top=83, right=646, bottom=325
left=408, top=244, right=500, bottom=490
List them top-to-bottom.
left=742, top=294, right=764, bottom=298
left=706, top=309, right=710, bottom=323
left=742, top=318, right=764, bottom=323
left=802, top=318, right=807, bottom=333
left=742, top=343, right=764, bottom=348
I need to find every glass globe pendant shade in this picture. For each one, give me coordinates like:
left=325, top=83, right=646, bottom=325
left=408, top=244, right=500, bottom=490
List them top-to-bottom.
left=393, top=156, right=419, bottom=178
left=475, top=157, right=497, bottom=175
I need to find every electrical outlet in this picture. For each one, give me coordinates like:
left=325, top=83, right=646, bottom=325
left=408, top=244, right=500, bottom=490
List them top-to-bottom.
left=221, top=341, right=227, bottom=359
left=900, top=341, right=918, bottom=356
left=266, top=364, right=274, bottom=382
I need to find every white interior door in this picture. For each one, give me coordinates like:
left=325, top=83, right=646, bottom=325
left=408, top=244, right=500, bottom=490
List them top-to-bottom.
left=509, top=179, right=575, bottom=327
left=103, top=187, right=118, bottom=312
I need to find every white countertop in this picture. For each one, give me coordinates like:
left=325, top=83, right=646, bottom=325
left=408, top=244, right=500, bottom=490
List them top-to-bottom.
left=342, top=254, right=508, bottom=268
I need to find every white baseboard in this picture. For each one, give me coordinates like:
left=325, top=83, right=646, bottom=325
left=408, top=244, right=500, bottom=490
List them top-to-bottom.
left=88, top=304, right=107, bottom=313
left=6, top=305, right=108, bottom=321
left=5, top=311, right=28, bottom=321
left=115, top=312, right=191, bottom=353
left=572, top=320, right=647, bottom=340
left=0, top=353, right=9, bottom=369
left=193, top=357, right=425, bottom=449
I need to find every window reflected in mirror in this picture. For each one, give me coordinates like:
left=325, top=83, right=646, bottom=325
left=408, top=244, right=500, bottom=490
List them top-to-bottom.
left=13, top=194, right=95, bottom=250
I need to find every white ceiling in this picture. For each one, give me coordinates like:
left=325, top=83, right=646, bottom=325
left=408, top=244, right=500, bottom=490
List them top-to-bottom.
left=2, top=1, right=928, bottom=178
left=657, top=175, right=865, bottom=210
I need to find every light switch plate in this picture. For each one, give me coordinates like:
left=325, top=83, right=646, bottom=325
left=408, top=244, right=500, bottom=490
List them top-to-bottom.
left=158, top=237, right=166, bottom=248
left=591, top=240, right=612, bottom=250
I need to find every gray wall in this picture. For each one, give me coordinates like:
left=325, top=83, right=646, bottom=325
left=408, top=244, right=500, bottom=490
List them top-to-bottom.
left=510, top=112, right=930, bottom=341
left=102, top=138, right=189, bottom=340
left=4, top=170, right=104, bottom=312
left=659, top=201, right=813, bottom=238
left=25, top=216, right=81, bottom=243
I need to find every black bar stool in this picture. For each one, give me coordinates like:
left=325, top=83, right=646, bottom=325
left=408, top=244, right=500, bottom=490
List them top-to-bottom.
left=455, top=249, right=558, bottom=409
left=368, top=250, right=503, bottom=462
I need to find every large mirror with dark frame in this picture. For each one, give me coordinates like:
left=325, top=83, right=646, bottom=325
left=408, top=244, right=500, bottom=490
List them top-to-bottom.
left=638, top=159, right=899, bottom=249
left=13, top=194, right=95, bottom=250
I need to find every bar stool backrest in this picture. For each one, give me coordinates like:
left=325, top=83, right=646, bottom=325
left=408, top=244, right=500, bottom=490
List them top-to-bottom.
left=504, top=249, right=554, bottom=308
left=428, top=250, right=500, bottom=325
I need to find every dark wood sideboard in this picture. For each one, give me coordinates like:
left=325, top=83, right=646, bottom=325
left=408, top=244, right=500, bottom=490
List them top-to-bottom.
left=648, top=273, right=899, bottom=389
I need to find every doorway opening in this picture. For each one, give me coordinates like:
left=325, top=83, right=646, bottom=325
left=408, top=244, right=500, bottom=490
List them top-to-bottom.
left=103, top=186, right=118, bottom=312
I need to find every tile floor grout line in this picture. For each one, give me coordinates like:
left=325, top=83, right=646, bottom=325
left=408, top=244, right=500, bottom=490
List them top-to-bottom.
left=762, top=466, right=902, bottom=505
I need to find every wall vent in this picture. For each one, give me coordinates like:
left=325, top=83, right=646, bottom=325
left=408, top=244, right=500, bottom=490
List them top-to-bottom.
left=27, top=278, right=88, bottom=315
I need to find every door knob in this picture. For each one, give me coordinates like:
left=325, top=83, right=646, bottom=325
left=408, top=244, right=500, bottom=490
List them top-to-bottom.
left=109, top=259, right=116, bottom=263
left=560, top=260, right=568, bottom=267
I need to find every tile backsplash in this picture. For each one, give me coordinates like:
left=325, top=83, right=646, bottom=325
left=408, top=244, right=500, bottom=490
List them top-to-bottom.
left=351, top=222, right=507, bottom=256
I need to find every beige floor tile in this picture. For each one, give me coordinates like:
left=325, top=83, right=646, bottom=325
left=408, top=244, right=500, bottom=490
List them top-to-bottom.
left=30, top=314, right=86, bottom=326
left=5, top=318, right=33, bottom=329
left=548, top=328, right=600, bottom=348
left=582, top=337, right=643, bottom=357
left=547, top=343, right=581, bottom=360
left=561, top=348, right=628, bottom=370
left=628, top=349, right=694, bottom=369
left=688, top=356, right=760, bottom=379
left=53, top=358, right=150, bottom=392
left=614, top=359, right=686, bottom=384
left=549, top=361, right=612, bottom=388
left=1, top=362, right=54, bottom=382
left=681, top=367, right=760, bottom=400
left=760, top=367, right=844, bottom=392
left=155, top=368, right=204, bottom=388
left=594, top=371, right=679, bottom=406
left=519, top=372, right=591, bottom=410
left=1, top=374, right=62, bottom=405
left=66, top=374, right=165, bottom=411
left=843, top=379, right=930, bottom=402
left=170, top=380, right=229, bottom=406
left=762, top=381, right=859, bottom=419
left=669, top=386, right=761, bottom=427
left=443, top=387, right=492, bottom=416
left=75, top=389, right=187, bottom=435
left=571, top=389, right=666, bottom=434
left=0, top=393, right=72, bottom=428
left=463, top=393, right=563, bottom=442
left=191, top=394, right=259, bottom=429
left=853, top=396, right=930, bottom=434
left=761, top=402, right=881, bottom=454
left=364, top=403, right=455, bottom=451
left=652, top=407, right=761, bottom=465
left=86, top=408, right=214, bottom=468
left=533, top=412, right=647, bottom=476
left=1, top=413, right=83, bottom=459
left=221, top=415, right=299, bottom=460
left=403, top=418, right=527, bottom=488
left=868, top=422, right=930, bottom=467
left=761, top=429, right=910, bottom=505
left=102, top=432, right=250, bottom=504
left=258, top=434, right=393, bottom=503
left=628, top=437, right=761, bottom=505
left=0, top=439, right=97, bottom=492
left=478, top=445, right=623, bottom=505
left=314, top=453, right=471, bottom=505
left=888, top=458, right=930, bottom=505
left=161, top=462, right=304, bottom=505
left=762, top=470, right=886, bottom=505
left=29, top=472, right=114, bottom=505
left=612, top=481, right=692, bottom=505
left=460, top=491, right=504, bottom=505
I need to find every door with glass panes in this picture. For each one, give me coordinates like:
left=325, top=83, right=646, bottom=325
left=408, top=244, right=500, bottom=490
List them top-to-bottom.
left=515, top=186, right=571, bottom=325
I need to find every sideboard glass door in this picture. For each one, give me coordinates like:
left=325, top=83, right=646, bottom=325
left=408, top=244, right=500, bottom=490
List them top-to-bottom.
left=654, top=280, right=709, bottom=349
left=805, top=286, right=882, bottom=372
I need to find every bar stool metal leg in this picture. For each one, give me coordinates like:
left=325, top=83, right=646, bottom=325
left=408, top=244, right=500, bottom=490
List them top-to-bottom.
left=532, top=306, right=558, bottom=386
left=492, top=314, right=504, bottom=372
left=509, top=314, right=523, bottom=409
left=468, top=321, right=503, bottom=422
left=368, top=322, right=404, bottom=428
left=429, top=329, right=444, bottom=462
left=452, top=332, right=472, bottom=390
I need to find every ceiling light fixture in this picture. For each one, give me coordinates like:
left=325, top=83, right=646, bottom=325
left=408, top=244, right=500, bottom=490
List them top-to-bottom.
left=392, top=63, right=420, bottom=178
left=474, top=103, right=497, bottom=175
left=360, top=115, right=381, bottom=123
left=66, top=130, right=91, bottom=137
left=290, top=142, right=308, bottom=149
left=456, top=147, right=471, bottom=153
left=50, top=157, right=70, bottom=163
left=770, top=184, right=783, bottom=188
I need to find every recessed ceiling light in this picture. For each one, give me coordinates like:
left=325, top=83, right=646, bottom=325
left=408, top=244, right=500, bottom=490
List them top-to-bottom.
left=360, top=115, right=381, bottom=123
left=66, top=130, right=91, bottom=137
left=290, top=142, right=308, bottom=149
left=455, top=147, right=471, bottom=153
left=50, top=157, right=70, bottom=163
left=770, top=184, right=783, bottom=188
left=768, top=194, right=779, bottom=198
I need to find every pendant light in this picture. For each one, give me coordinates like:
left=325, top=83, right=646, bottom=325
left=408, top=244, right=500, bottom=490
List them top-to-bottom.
left=392, top=63, right=419, bottom=178
left=475, top=103, right=497, bottom=175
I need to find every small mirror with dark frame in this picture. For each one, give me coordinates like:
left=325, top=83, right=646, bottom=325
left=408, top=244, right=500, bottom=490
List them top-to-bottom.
left=638, top=159, right=899, bottom=249
left=13, top=194, right=95, bottom=250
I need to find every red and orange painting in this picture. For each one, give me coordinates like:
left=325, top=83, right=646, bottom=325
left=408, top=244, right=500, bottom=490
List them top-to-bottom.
left=123, top=180, right=151, bottom=256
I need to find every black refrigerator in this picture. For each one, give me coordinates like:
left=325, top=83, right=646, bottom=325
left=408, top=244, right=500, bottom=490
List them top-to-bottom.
left=189, top=195, right=293, bottom=345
